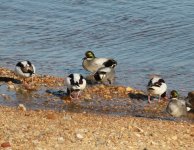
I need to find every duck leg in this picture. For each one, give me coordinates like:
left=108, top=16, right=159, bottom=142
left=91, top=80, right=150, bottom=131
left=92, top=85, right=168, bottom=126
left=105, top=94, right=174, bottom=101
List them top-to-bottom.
left=148, top=95, right=152, bottom=103
left=158, top=95, right=161, bottom=102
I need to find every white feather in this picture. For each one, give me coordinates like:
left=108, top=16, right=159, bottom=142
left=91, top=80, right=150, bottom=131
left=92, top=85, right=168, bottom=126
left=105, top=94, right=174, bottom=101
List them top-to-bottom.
left=15, top=61, right=35, bottom=78
left=66, top=73, right=86, bottom=91
left=147, top=77, right=167, bottom=96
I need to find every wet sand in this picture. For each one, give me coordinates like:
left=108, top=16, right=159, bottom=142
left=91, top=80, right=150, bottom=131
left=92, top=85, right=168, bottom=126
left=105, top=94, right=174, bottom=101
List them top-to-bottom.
left=0, top=67, right=194, bottom=149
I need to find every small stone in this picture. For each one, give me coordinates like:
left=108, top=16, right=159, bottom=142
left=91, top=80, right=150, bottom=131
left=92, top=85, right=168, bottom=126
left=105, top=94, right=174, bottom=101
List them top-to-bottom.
left=7, top=84, right=15, bottom=89
left=117, top=86, right=126, bottom=92
left=126, top=87, right=133, bottom=92
left=0, top=94, right=10, bottom=100
left=84, top=94, right=92, bottom=100
left=18, top=104, right=27, bottom=111
left=46, top=113, right=57, bottom=120
left=63, top=115, right=72, bottom=120
left=128, top=125, right=144, bottom=132
left=76, top=133, right=84, bottom=139
left=135, top=133, right=141, bottom=137
left=171, top=135, right=178, bottom=140
left=57, top=137, right=64, bottom=144
left=95, top=138, right=106, bottom=146
left=32, top=140, right=39, bottom=145
left=150, top=141, right=158, bottom=145
left=1, top=142, right=11, bottom=148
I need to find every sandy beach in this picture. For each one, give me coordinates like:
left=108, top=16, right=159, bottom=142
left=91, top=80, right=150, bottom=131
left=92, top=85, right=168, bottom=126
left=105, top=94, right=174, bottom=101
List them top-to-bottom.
left=0, top=68, right=194, bottom=149
left=0, top=106, right=194, bottom=150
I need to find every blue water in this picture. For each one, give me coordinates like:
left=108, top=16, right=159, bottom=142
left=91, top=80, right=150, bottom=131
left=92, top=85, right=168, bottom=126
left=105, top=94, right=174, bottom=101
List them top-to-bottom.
left=0, top=0, right=194, bottom=95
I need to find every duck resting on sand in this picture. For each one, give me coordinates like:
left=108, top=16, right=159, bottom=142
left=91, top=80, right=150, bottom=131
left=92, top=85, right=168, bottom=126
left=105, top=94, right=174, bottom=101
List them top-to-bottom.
left=166, top=90, right=191, bottom=117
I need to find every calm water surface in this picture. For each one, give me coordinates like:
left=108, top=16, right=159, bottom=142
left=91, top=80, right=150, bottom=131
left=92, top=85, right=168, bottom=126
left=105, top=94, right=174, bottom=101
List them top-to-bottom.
left=0, top=0, right=194, bottom=96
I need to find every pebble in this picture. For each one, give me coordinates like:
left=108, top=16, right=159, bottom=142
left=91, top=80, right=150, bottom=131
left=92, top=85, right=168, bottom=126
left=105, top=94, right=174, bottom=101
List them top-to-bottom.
left=7, top=84, right=15, bottom=90
left=126, top=87, right=133, bottom=92
left=0, top=94, right=10, bottom=100
left=18, top=104, right=27, bottom=111
left=46, top=113, right=57, bottom=120
left=63, top=115, right=72, bottom=120
left=128, top=125, right=144, bottom=133
left=76, top=133, right=84, bottom=139
left=171, top=135, right=178, bottom=140
left=57, top=137, right=64, bottom=144
left=95, top=138, right=106, bottom=146
left=32, top=140, right=39, bottom=145
left=1, top=142, right=11, bottom=148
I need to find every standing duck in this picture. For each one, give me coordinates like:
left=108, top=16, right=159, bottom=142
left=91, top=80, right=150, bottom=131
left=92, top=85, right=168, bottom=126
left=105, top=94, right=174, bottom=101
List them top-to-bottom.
left=82, top=51, right=117, bottom=73
left=15, top=60, right=35, bottom=84
left=94, top=67, right=115, bottom=85
left=65, top=73, right=86, bottom=99
left=147, top=76, right=167, bottom=103
left=166, top=90, right=188, bottom=117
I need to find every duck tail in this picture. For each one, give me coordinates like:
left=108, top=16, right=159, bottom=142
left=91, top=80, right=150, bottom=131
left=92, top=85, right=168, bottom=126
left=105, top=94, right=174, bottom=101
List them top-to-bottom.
left=104, top=59, right=117, bottom=68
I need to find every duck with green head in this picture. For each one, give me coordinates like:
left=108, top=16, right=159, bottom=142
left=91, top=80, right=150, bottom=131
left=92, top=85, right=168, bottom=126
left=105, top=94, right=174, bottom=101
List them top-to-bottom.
left=82, top=51, right=117, bottom=73
left=166, top=90, right=189, bottom=117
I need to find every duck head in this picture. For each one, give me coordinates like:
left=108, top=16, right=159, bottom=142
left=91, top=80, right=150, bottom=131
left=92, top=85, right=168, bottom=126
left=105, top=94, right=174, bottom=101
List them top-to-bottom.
left=83, top=51, right=95, bottom=60
left=94, top=71, right=106, bottom=82
left=170, top=90, right=179, bottom=99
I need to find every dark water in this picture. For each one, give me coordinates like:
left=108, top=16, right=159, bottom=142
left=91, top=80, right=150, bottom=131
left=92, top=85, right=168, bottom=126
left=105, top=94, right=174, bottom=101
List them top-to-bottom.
left=1, top=0, right=194, bottom=96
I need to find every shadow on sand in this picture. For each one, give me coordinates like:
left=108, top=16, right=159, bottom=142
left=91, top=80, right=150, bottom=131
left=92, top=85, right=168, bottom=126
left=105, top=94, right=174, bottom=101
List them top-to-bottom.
left=0, top=77, right=21, bottom=84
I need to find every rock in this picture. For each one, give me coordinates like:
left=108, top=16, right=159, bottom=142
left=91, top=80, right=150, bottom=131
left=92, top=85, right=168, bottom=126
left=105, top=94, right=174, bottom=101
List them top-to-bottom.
left=7, top=84, right=15, bottom=89
left=117, top=86, right=126, bottom=92
left=126, top=87, right=134, bottom=92
left=0, top=94, right=10, bottom=100
left=84, top=94, right=92, bottom=100
left=18, top=104, right=27, bottom=111
left=46, top=113, right=57, bottom=120
left=63, top=115, right=72, bottom=120
left=128, top=125, right=144, bottom=132
left=76, top=133, right=84, bottom=139
left=171, top=135, right=178, bottom=140
left=57, top=137, right=64, bottom=144
left=95, top=138, right=106, bottom=146
left=32, top=140, right=39, bottom=145
left=150, top=140, right=158, bottom=145
left=1, top=142, right=11, bottom=148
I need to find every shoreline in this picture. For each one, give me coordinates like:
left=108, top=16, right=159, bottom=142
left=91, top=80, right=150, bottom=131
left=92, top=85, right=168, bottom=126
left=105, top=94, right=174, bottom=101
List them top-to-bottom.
left=0, top=67, right=194, bottom=149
